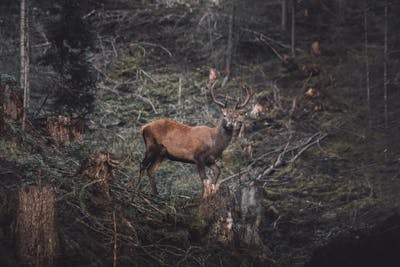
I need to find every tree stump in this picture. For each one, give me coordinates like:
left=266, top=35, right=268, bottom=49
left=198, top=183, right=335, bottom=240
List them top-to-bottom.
left=311, top=41, right=321, bottom=57
left=0, top=83, right=23, bottom=121
left=47, top=115, right=84, bottom=143
left=78, top=152, right=120, bottom=197
left=198, top=178, right=269, bottom=250
left=235, top=179, right=268, bottom=248
left=198, top=180, right=237, bottom=247
left=15, top=186, right=58, bottom=267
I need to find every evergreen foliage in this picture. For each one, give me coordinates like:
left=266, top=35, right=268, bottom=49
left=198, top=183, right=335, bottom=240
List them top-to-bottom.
left=41, top=0, right=95, bottom=117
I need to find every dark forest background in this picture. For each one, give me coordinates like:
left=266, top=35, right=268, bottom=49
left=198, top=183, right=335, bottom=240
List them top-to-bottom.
left=1, top=0, right=400, bottom=266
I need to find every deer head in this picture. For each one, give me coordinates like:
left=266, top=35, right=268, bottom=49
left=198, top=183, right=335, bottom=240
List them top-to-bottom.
left=207, top=69, right=254, bottom=132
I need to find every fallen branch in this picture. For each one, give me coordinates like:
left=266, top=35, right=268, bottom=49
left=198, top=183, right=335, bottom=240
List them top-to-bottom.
left=241, top=28, right=303, bottom=52
left=130, top=41, right=172, bottom=57
left=256, top=132, right=328, bottom=180
left=289, top=133, right=328, bottom=163
left=217, top=169, right=248, bottom=186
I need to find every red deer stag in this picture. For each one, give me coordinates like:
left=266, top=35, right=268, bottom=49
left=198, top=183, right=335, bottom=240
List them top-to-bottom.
left=138, top=71, right=254, bottom=195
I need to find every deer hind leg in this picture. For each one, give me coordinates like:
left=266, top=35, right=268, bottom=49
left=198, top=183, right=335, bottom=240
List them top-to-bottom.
left=137, top=145, right=160, bottom=191
left=147, top=156, right=163, bottom=195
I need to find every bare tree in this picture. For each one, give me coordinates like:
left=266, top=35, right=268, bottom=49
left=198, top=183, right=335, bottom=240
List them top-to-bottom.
left=20, top=0, right=30, bottom=130
left=281, top=0, right=287, bottom=30
left=290, top=0, right=295, bottom=56
left=364, top=0, right=370, bottom=126
left=383, top=0, right=388, bottom=129
left=222, top=4, right=235, bottom=87
left=0, top=83, right=4, bottom=132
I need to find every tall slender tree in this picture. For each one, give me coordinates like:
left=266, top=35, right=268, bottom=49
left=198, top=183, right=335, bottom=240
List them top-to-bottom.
left=20, top=0, right=30, bottom=129
left=281, top=0, right=287, bottom=31
left=290, top=0, right=295, bottom=56
left=364, top=0, right=370, bottom=126
left=383, top=0, right=388, bottom=129
left=222, top=3, right=234, bottom=88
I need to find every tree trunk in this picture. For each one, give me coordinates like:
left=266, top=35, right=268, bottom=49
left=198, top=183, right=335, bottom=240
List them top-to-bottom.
left=20, top=0, right=30, bottom=130
left=20, top=0, right=25, bottom=95
left=281, top=0, right=287, bottom=30
left=290, top=0, right=296, bottom=57
left=364, top=0, right=370, bottom=127
left=383, top=0, right=388, bottom=129
left=222, top=4, right=234, bottom=87
left=0, top=83, right=4, bottom=133
left=2, top=84, right=24, bottom=120
left=198, top=178, right=270, bottom=250
left=198, top=181, right=237, bottom=246
left=16, top=186, right=59, bottom=266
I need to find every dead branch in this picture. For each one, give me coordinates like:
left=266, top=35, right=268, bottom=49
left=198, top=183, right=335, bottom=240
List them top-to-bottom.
left=241, top=28, right=303, bottom=52
left=130, top=41, right=172, bottom=57
left=255, top=132, right=328, bottom=180
left=289, top=133, right=328, bottom=163
left=260, top=139, right=290, bottom=177
left=217, top=169, right=248, bottom=186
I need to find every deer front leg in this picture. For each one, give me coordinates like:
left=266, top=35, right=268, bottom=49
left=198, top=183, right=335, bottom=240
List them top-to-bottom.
left=196, top=161, right=210, bottom=197
left=196, top=162, right=207, bottom=181
left=209, top=163, right=220, bottom=184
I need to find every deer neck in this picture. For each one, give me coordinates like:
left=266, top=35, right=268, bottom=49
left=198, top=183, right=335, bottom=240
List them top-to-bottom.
left=213, top=118, right=233, bottom=156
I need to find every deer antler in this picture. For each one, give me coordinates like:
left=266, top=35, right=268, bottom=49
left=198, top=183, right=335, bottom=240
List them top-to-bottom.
left=207, top=68, right=226, bottom=108
left=235, top=85, right=254, bottom=109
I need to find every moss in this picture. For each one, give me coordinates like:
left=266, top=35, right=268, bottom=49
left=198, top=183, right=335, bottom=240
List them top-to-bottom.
left=108, top=55, right=143, bottom=80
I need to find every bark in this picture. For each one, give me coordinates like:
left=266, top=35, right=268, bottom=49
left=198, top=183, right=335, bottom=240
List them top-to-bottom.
left=2, top=84, right=24, bottom=120
left=198, top=178, right=269, bottom=250
left=235, top=179, right=268, bottom=248
left=198, top=181, right=237, bottom=246
left=16, top=186, right=59, bottom=267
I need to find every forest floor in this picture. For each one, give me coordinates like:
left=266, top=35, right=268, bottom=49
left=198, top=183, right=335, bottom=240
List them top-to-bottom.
left=1, top=2, right=400, bottom=267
